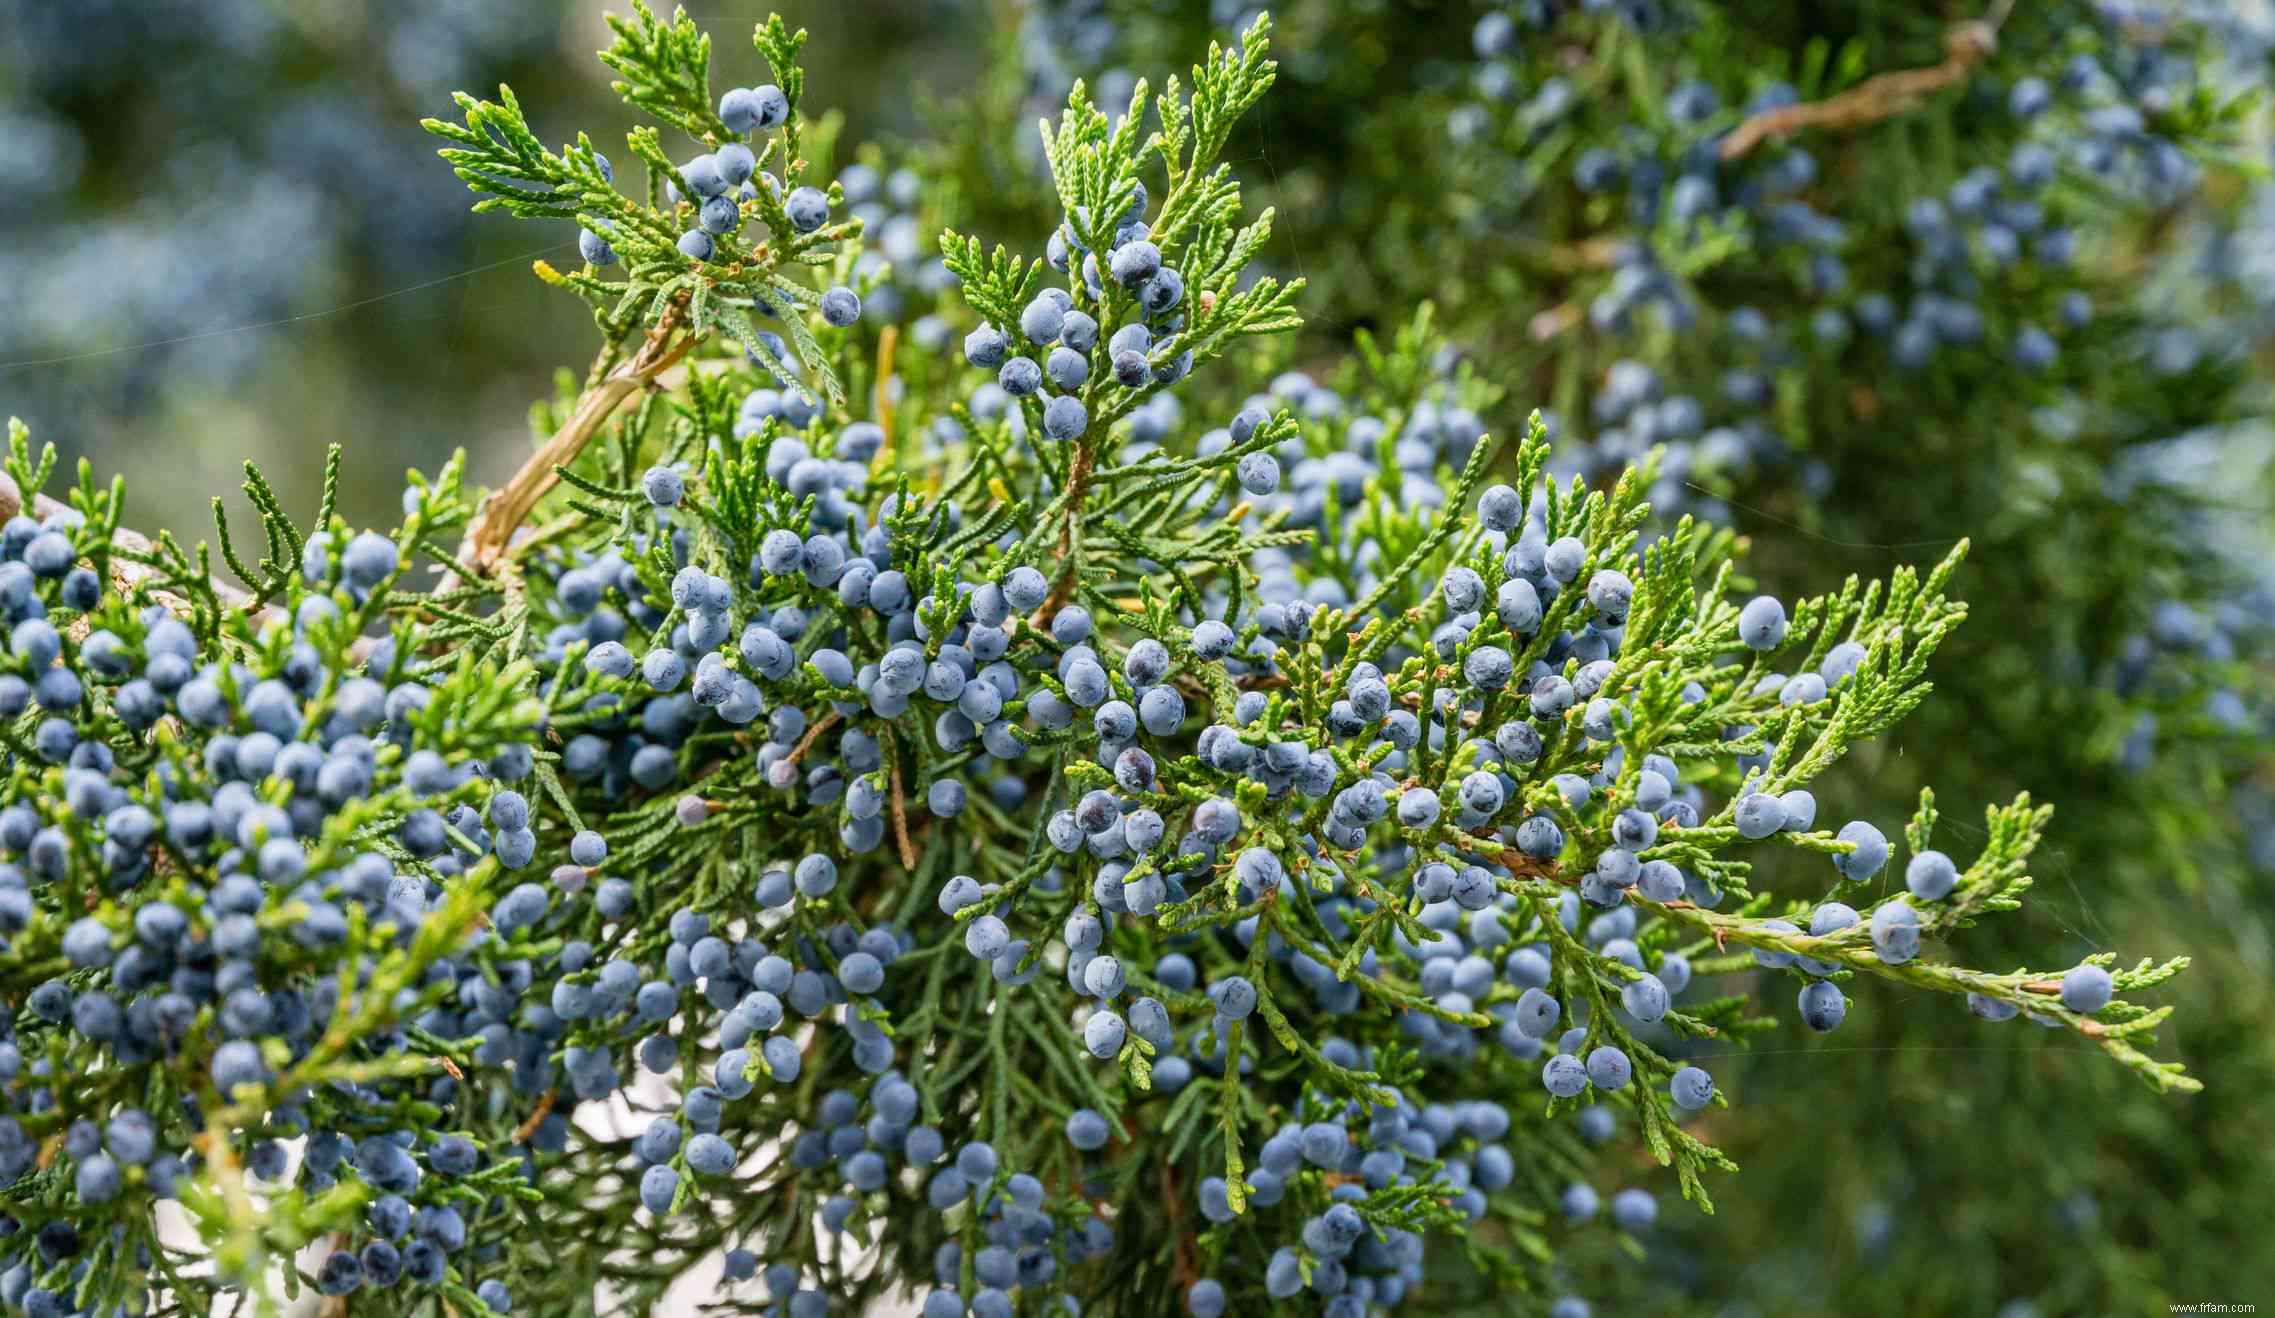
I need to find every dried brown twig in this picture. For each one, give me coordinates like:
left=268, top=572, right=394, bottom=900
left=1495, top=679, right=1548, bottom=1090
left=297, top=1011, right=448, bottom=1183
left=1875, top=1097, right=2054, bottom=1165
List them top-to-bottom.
left=1718, top=19, right=2002, bottom=162
left=452, top=300, right=698, bottom=582
left=0, top=470, right=275, bottom=646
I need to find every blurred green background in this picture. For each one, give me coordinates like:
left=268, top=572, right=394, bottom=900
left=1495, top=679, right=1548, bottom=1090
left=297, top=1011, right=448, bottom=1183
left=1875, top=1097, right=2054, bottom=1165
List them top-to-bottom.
left=0, top=0, right=982, bottom=542
left=6, top=0, right=2274, bottom=1312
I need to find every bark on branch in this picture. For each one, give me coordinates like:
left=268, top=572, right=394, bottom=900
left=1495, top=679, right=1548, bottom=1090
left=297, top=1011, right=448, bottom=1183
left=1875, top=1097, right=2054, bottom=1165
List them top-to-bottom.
left=1718, top=21, right=2000, bottom=162
left=453, top=301, right=697, bottom=579
left=0, top=471, right=265, bottom=630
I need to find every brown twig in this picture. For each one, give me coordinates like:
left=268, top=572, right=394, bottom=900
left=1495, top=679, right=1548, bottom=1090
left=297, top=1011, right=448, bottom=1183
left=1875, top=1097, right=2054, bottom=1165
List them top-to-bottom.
left=1719, top=20, right=2000, bottom=162
left=1534, top=236, right=1631, bottom=273
left=453, top=300, right=698, bottom=581
left=1528, top=301, right=1583, bottom=344
left=872, top=323, right=899, bottom=452
left=1027, top=437, right=1100, bottom=628
left=1057, top=444, right=1097, bottom=558
left=0, top=472, right=258, bottom=615
left=1027, top=575, right=1079, bottom=633
left=784, top=709, right=842, bottom=768
left=888, top=742, right=918, bottom=871
left=512, top=1089, right=558, bottom=1143
left=1160, top=1160, right=1199, bottom=1290
left=320, top=1236, right=352, bottom=1318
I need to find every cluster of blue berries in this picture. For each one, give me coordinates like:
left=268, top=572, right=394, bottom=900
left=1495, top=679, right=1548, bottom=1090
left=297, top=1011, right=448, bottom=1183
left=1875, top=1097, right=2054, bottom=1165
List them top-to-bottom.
left=3, top=6, right=2207, bottom=1313
left=567, top=70, right=869, bottom=340
left=958, top=181, right=1199, bottom=446
left=0, top=488, right=553, bottom=1312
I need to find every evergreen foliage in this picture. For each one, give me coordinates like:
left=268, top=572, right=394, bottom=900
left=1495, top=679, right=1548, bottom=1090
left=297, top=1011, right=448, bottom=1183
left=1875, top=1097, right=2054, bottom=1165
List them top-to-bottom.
left=956, top=2, right=2275, bottom=1307
left=0, top=4, right=2230, bottom=1315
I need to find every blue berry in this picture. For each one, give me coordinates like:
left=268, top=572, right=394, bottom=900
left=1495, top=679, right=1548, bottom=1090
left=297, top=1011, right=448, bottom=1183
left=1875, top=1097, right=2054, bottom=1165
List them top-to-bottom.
left=720, top=85, right=786, bottom=132
left=785, top=187, right=829, bottom=232
left=700, top=194, right=741, bottom=235
left=820, top=287, right=862, bottom=327
left=965, top=324, right=1010, bottom=367
left=1043, top=395, right=1088, bottom=441
left=1738, top=596, right=1788, bottom=650
left=1734, top=793, right=1785, bottom=839
left=1833, top=820, right=1889, bottom=881
left=1905, top=849, right=1959, bottom=901
left=1869, top=901, right=1921, bottom=965
left=2060, top=964, right=2113, bottom=1014
left=1799, top=980, right=1847, bottom=1032
left=1542, top=1053, right=1588, bottom=1098
left=1670, top=1065, right=1716, bottom=1110
left=1067, top=1108, right=1111, bottom=1150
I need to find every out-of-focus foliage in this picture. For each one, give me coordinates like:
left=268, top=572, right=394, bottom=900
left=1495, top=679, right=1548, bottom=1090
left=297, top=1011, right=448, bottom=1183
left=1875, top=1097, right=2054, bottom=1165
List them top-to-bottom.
left=0, top=0, right=591, bottom=536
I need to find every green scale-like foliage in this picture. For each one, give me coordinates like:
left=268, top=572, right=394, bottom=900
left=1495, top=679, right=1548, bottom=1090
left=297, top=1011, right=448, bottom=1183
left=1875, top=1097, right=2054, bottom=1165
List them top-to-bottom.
left=920, top=2, right=2275, bottom=1308
left=0, top=5, right=2219, bottom=1317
